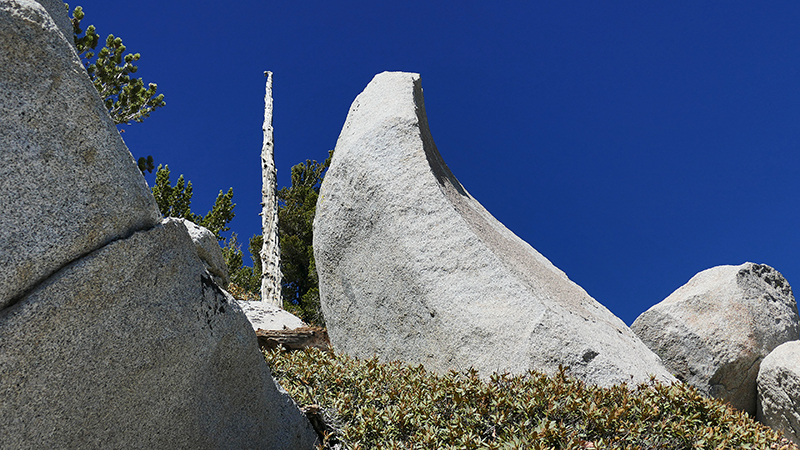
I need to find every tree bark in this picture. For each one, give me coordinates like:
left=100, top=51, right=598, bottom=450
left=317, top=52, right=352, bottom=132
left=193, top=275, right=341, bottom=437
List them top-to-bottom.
left=260, top=71, right=282, bottom=307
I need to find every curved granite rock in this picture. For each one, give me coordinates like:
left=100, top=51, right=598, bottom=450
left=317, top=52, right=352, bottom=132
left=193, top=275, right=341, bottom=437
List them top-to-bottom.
left=314, top=71, right=674, bottom=387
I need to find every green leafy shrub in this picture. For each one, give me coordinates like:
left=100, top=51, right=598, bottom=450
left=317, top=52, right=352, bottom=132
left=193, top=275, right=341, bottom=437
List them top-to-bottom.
left=265, top=348, right=797, bottom=450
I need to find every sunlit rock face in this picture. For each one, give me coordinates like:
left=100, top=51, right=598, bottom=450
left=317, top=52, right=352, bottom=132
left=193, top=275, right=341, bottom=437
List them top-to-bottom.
left=0, top=0, right=161, bottom=311
left=0, top=2, right=317, bottom=447
left=314, top=71, right=674, bottom=388
left=183, top=219, right=230, bottom=288
left=632, top=262, right=800, bottom=415
left=757, top=341, right=800, bottom=446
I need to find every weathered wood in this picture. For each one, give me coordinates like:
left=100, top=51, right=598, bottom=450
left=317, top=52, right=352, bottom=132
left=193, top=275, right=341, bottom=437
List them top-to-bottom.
left=260, top=71, right=282, bottom=307
left=256, top=327, right=331, bottom=351
left=302, top=404, right=339, bottom=446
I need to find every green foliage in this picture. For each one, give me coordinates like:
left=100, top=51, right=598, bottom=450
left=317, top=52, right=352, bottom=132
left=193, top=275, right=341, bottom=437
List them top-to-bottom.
left=69, top=4, right=160, bottom=174
left=68, top=5, right=98, bottom=53
left=69, top=5, right=165, bottom=126
left=276, top=152, right=332, bottom=325
left=137, top=155, right=155, bottom=174
left=150, top=164, right=235, bottom=240
left=151, top=164, right=195, bottom=220
left=202, top=188, right=236, bottom=240
left=222, top=233, right=261, bottom=300
left=224, top=234, right=266, bottom=301
left=249, top=234, right=264, bottom=275
left=265, top=349, right=797, bottom=450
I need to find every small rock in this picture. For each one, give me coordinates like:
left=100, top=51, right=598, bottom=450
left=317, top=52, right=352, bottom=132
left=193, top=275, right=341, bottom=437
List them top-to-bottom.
left=183, top=219, right=229, bottom=288
left=236, top=299, right=306, bottom=331
left=758, top=341, right=800, bottom=446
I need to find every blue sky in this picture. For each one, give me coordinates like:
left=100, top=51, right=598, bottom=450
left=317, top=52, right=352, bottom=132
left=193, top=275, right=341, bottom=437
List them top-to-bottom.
left=72, top=1, right=800, bottom=324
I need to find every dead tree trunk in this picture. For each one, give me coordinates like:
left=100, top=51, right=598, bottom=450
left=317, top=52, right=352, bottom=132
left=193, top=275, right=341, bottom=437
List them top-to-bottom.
left=260, top=71, right=282, bottom=307
left=256, top=327, right=331, bottom=352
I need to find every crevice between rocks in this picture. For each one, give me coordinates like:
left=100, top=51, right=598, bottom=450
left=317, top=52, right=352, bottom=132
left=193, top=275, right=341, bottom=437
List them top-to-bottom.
left=1, top=220, right=160, bottom=316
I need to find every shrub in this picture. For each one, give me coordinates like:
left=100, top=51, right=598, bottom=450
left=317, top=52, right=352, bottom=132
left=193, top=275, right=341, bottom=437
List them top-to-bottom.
left=264, top=348, right=797, bottom=449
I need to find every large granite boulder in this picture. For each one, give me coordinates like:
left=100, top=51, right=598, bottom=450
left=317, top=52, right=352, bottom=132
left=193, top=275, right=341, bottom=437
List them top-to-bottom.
left=0, top=0, right=161, bottom=310
left=32, top=0, right=72, bottom=40
left=0, top=2, right=317, bottom=447
left=314, top=71, right=674, bottom=387
left=0, top=219, right=317, bottom=448
left=631, top=263, right=800, bottom=415
left=757, top=341, right=800, bottom=446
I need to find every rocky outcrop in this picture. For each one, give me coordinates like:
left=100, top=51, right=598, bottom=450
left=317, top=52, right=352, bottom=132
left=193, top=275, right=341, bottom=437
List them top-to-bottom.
left=0, top=0, right=161, bottom=311
left=0, top=2, right=317, bottom=447
left=313, top=71, right=674, bottom=387
left=0, top=219, right=317, bottom=448
left=183, top=219, right=229, bottom=288
left=632, top=263, right=799, bottom=415
left=237, top=299, right=306, bottom=331
left=757, top=341, right=800, bottom=446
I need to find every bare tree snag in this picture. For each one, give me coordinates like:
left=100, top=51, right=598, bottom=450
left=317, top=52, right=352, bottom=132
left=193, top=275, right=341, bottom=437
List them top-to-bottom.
left=260, top=71, right=282, bottom=307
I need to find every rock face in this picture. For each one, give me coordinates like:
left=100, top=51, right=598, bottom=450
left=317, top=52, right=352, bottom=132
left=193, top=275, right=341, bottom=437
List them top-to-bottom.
left=0, top=0, right=161, bottom=311
left=32, top=0, right=72, bottom=40
left=0, top=2, right=317, bottom=448
left=314, top=71, right=674, bottom=387
left=1, top=219, right=317, bottom=448
left=183, top=219, right=230, bottom=288
left=631, top=263, right=799, bottom=415
left=237, top=299, right=306, bottom=331
left=757, top=341, right=800, bottom=446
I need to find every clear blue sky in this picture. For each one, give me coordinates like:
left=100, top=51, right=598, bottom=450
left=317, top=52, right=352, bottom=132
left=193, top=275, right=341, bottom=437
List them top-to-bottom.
left=72, top=1, right=800, bottom=325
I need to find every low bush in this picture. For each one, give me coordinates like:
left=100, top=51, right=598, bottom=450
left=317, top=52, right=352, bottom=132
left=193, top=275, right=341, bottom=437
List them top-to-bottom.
left=265, top=348, right=797, bottom=449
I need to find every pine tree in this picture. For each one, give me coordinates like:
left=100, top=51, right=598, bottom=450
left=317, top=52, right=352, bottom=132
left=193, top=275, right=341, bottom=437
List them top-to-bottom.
left=68, top=4, right=163, bottom=174
left=69, top=5, right=165, bottom=126
left=276, top=153, right=332, bottom=325
left=150, top=165, right=236, bottom=241
left=223, top=233, right=262, bottom=300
